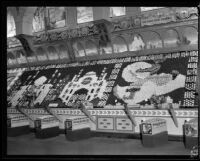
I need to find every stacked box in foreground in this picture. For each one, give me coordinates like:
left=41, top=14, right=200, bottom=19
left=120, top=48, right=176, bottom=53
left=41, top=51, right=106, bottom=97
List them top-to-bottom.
left=7, top=114, right=30, bottom=137
left=34, top=115, right=60, bottom=139
left=65, top=116, right=91, bottom=141
left=140, top=118, right=168, bottom=147
left=184, top=118, right=198, bottom=149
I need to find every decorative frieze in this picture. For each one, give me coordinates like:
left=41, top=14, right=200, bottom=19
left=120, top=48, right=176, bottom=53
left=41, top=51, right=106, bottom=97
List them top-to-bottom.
left=7, top=108, right=198, bottom=118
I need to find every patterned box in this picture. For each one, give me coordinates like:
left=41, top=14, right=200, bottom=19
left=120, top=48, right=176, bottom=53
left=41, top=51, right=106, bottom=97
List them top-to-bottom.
left=7, top=115, right=30, bottom=137
left=7, top=115, right=30, bottom=128
left=34, top=115, right=60, bottom=139
left=34, top=115, right=59, bottom=129
left=65, top=116, right=90, bottom=131
left=141, top=118, right=167, bottom=135
left=184, top=118, right=198, bottom=149
left=184, top=118, right=198, bottom=137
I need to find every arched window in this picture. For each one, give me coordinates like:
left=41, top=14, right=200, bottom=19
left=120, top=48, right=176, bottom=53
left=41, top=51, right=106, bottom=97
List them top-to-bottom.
left=32, top=7, right=45, bottom=32
left=33, top=7, right=66, bottom=33
left=46, top=7, right=66, bottom=29
left=77, top=7, right=93, bottom=24
left=110, top=7, right=126, bottom=17
left=7, top=12, right=16, bottom=37
left=182, top=27, right=197, bottom=45
left=163, top=29, right=180, bottom=48
left=142, top=31, right=162, bottom=49
left=129, top=34, right=145, bottom=51
left=113, top=36, right=127, bottom=53
left=85, top=41, right=98, bottom=56
left=73, top=42, right=85, bottom=57
left=99, top=43, right=113, bottom=55
left=58, top=45, right=69, bottom=59
left=47, top=46, right=59, bottom=60
left=36, top=47, right=48, bottom=61
left=15, top=50, right=27, bottom=64
left=7, top=52, right=17, bottom=65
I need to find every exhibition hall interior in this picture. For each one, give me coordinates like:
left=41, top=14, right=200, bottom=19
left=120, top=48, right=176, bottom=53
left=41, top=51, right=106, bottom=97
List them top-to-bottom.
left=6, top=6, right=199, bottom=157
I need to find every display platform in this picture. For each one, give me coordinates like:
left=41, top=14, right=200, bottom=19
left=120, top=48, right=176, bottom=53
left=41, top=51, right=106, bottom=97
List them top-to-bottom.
left=7, top=115, right=30, bottom=137
left=34, top=115, right=60, bottom=139
left=65, top=116, right=91, bottom=141
left=140, top=118, right=168, bottom=147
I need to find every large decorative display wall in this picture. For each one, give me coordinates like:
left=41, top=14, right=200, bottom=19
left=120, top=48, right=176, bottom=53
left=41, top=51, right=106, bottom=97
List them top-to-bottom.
left=7, top=7, right=198, bottom=137
left=7, top=50, right=198, bottom=136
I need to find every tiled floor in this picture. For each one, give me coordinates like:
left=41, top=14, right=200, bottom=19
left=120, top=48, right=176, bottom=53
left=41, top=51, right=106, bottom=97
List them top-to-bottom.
left=7, top=133, right=192, bottom=156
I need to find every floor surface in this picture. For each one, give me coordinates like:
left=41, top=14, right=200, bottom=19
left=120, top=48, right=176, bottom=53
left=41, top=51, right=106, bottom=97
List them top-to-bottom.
left=7, top=133, right=192, bottom=156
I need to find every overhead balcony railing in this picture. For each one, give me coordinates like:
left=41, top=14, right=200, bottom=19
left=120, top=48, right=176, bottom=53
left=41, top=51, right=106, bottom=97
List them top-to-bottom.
left=31, top=7, right=198, bottom=45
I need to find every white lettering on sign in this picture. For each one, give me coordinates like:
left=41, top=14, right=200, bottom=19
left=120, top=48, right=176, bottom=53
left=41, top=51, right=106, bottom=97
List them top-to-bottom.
left=49, top=103, right=58, bottom=107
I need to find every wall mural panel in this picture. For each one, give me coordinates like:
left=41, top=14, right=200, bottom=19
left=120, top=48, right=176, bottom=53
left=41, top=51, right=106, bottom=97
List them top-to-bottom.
left=32, top=7, right=45, bottom=33
left=47, top=7, right=66, bottom=29
left=7, top=51, right=198, bottom=109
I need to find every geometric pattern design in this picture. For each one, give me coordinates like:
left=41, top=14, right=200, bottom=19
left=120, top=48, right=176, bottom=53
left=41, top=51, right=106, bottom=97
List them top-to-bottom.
left=7, top=108, right=198, bottom=118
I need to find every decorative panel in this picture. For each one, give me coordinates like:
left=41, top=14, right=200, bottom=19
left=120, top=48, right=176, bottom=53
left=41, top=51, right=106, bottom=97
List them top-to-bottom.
left=7, top=50, right=198, bottom=109
left=97, top=117, right=114, bottom=130
left=116, top=117, right=133, bottom=131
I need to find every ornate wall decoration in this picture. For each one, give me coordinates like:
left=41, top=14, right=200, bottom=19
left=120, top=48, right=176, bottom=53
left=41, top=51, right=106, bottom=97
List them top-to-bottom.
left=175, top=7, right=198, bottom=21
left=33, top=24, right=100, bottom=44
left=7, top=50, right=198, bottom=109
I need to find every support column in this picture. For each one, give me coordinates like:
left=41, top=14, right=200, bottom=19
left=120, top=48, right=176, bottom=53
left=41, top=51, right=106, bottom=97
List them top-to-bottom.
left=66, top=7, right=77, bottom=29
left=93, top=7, right=110, bottom=21
left=126, top=7, right=141, bottom=17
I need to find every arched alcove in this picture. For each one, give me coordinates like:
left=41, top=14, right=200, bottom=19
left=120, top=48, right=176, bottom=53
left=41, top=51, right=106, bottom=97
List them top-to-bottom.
left=181, top=27, right=198, bottom=45
left=163, top=29, right=180, bottom=48
left=141, top=31, right=162, bottom=49
left=128, top=34, right=145, bottom=51
left=113, top=36, right=128, bottom=53
left=85, top=40, right=98, bottom=56
left=72, top=42, right=85, bottom=57
left=99, top=42, right=113, bottom=55
left=58, top=45, right=69, bottom=59
left=47, top=46, right=59, bottom=60
left=36, top=47, right=48, bottom=61
left=15, top=50, right=27, bottom=64
left=7, top=52, right=17, bottom=65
